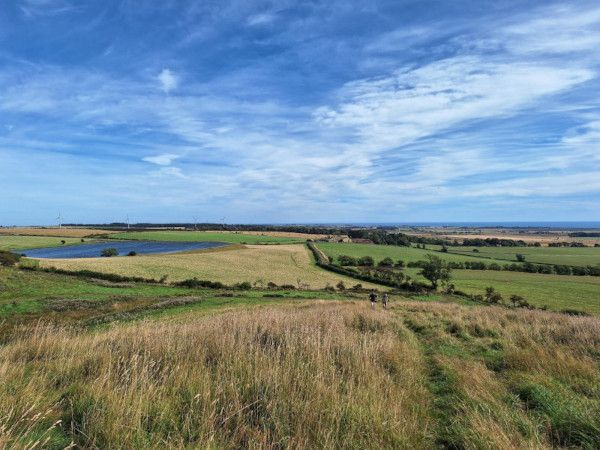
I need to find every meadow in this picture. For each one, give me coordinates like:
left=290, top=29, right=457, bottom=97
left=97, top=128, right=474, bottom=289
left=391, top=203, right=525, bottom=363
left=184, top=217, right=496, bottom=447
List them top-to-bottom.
left=109, top=230, right=306, bottom=245
left=0, top=235, right=90, bottom=251
left=316, top=242, right=508, bottom=265
left=317, top=242, right=600, bottom=315
left=37, top=244, right=377, bottom=289
left=447, top=245, right=600, bottom=266
left=405, top=268, right=600, bottom=315
left=1, top=300, right=598, bottom=449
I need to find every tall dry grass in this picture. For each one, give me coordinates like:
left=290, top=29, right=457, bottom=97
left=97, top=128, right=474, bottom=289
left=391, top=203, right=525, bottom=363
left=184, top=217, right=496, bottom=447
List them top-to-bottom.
left=0, top=302, right=432, bottom=449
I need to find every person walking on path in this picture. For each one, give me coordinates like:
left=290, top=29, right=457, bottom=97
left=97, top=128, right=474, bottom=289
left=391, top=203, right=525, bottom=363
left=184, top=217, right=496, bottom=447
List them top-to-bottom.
left=369, top=291, right=377, bottom=309
left=382, top=293, right=389, bottom=309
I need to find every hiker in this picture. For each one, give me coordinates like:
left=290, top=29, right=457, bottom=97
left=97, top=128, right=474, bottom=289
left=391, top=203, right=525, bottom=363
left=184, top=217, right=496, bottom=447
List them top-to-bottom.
left=369, top=290, right=377, bottom=309
left=382, top=293, right=389, bottom=309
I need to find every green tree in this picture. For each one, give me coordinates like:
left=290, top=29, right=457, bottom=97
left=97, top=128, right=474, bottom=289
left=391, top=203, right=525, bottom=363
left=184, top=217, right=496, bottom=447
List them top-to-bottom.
left=419, top=254, right=451, bottom=289
left=377, top=257, right=394, bottom=267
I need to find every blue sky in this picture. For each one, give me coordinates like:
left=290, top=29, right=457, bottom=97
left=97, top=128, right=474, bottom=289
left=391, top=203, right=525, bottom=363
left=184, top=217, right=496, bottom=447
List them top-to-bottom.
left=1, top=0, right=600, bottom=225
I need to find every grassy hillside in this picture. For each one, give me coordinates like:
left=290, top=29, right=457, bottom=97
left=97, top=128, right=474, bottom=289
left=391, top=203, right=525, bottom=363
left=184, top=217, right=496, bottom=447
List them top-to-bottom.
left=109, top=230, right=305, bottom=244
left=0, top=236, right=90, bottom=251
left=316, top=242, right=507, bottom=265
left=38, top=244, right=379, bottom=289
left=448, top=246, right=600, bottom=266
left=1, top=301, right=598, bottom=448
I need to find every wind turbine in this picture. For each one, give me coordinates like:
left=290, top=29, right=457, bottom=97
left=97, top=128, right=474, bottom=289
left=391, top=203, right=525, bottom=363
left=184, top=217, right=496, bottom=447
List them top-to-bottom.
left=56, top=212, right=62, bottom=229
left=126, top=215, right=130, bottom=230
left=192, top=216, right=199, bottom=231
left=221, top=216, right=226, bottom=229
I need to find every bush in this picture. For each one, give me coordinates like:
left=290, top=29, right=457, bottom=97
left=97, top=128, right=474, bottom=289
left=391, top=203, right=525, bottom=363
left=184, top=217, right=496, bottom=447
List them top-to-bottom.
left=101, top=248, right=119, bottom=257
left=0, top=250, right=21, bottom=267
left=127, top=251, right=137, bottom=256
left=516, top=253, right=526, bottom=262
left=337, top=255, right=357, bottom=266
left=357, top=256, right=374, bottom=267
left=377, top=257, right=394, bottom=267
left=394, top=259, right=405, bottom=268
left=175, top=278, right=226, bottom=289
left=235, top=281, right=252, bottom=290
left=336, top=281, right=346, bottom=290
left=485, top=286, right=503, bottom=304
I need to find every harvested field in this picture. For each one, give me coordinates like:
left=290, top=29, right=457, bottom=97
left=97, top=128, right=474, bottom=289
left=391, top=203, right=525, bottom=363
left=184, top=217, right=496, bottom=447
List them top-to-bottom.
left=0, top=227, right=108, bottom=238
left=0, top=235, right=89, bottom=251
left=38, top=244, right=377, bottom=289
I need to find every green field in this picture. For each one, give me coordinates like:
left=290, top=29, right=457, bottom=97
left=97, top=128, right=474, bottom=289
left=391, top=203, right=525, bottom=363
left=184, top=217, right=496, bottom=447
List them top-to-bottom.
left=109, top=230, right=305, bottom=244
left=0, top=235, right=89, bottom=251
left=316, top=242, right=507, bottom=265
left=316, top=243, right=600, bottom=315
left=447, top=246, right=600, bottom=266
left=405, top=268, right=600, bottom=314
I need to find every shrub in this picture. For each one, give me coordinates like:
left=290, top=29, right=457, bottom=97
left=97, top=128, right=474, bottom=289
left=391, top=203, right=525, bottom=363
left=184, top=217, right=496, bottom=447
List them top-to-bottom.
left=61, top=240, right=66, bottom=245
left=440, top=245, right=448, bottom=253
left=101, top=248, right=119, bottom=257
left=0, top=250, right=21, bottom=267
left=127, top=251, right=137, bottom=256
left=516, top=253, right=526, bottom=262
left=337, top=255, right=357, bottom=266
left=357, top=256, right=374, bottom=267
left=377, top=257, right=394, bottom=268
left=394, top=259, right=405, bottom=268
left=235, top=281, right=252, bottom=290
left=267, top=281, right=278, bottom=289
left=336, top=281, right=346, bottom=290
left=485, top=286, right=503, bottom=304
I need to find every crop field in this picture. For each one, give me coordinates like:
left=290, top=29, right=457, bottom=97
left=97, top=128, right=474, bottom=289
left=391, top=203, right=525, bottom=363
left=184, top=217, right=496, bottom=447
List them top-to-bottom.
left=0, top=227, right=108, bottom=238
left=109, top=230, right=306, bottom=244
left=0, top=235, right=90, bottom=251
left=316, top=242, right=507, bottom=265
left=37, top=244, right=377, bottom=289
left=447, top=246, right=600, bottom=266
left=405, top=268, right=600, bottom=314
left=1, top=300, right=598, bottom=448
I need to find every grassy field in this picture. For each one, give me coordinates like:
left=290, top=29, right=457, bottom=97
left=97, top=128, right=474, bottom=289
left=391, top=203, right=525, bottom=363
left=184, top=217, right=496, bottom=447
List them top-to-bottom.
left=0, top=227, right=108, bottom=238
left=109, top=230, right=306, bottom=244
left=0, top=235, right=90, bottom=251
left=316, top=242, right=507, bottom=265
left=37, top=244, right=378, bottom=289
left=448, top=246, right=600, bottom=266
left=405, top=268, right=600, bottom=314
left=1, top=300, right=598, bottom=448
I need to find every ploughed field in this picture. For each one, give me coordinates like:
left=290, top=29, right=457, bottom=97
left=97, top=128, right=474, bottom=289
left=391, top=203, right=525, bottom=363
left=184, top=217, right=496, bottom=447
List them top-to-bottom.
left=1, top=298, right=598, bottom=449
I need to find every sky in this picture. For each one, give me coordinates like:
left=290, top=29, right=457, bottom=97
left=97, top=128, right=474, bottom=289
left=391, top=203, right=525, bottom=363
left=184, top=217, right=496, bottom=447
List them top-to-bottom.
left=1, top=0, right=600, bottom=225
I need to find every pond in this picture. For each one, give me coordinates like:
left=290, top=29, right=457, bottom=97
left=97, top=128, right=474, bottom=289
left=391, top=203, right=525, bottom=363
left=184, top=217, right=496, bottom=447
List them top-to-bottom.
left=17, top=240, right=227, bottom=259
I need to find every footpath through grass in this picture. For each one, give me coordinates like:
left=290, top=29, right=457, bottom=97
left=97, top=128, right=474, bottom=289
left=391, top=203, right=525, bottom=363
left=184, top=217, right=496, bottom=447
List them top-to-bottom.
left=108, top=230, right=305, bottom=244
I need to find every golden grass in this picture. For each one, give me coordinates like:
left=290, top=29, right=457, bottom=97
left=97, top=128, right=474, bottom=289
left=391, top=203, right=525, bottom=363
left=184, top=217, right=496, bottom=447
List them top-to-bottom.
left=0, top=227, right=108, bottom=238
left=38, top=244, right=379, bottom=289
left=1, top=298, right=599, bottom=448
left=0, top=302, right=433, bottom=449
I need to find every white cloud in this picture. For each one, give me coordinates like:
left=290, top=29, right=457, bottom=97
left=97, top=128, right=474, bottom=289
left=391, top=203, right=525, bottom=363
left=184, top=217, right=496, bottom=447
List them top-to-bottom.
left=247, top=12, right=276, bottom=26
left=315, top=56, right=593, bottom=152
left=158, top=69, right=178, bottom=93
left=142, top=153, right=180, bottom=166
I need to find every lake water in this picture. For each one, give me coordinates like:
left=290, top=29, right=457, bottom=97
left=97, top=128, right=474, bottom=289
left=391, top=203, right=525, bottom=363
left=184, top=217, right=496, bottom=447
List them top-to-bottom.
left=17, top=241, right=227, bottom=259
